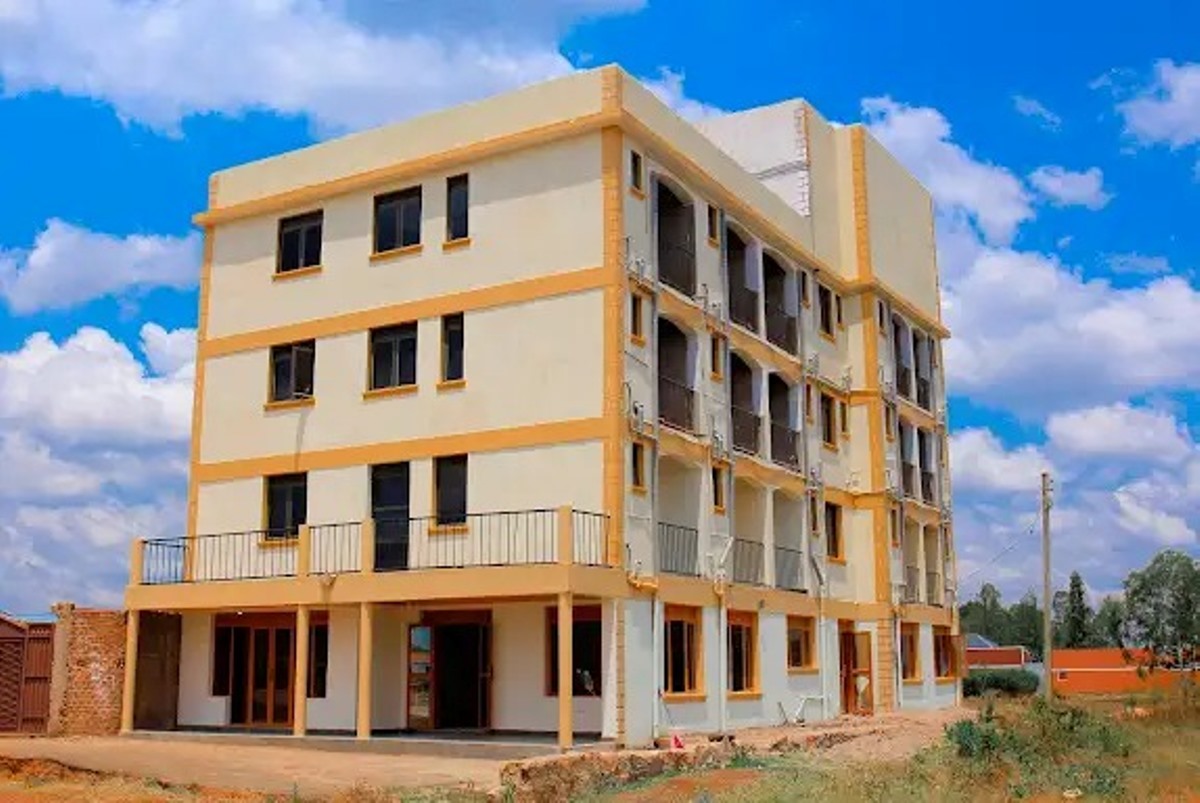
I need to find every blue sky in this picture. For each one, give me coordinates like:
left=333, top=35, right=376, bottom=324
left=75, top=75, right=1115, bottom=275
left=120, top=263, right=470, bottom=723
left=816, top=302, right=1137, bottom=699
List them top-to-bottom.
left=1, top=0, right=1197, bottom=613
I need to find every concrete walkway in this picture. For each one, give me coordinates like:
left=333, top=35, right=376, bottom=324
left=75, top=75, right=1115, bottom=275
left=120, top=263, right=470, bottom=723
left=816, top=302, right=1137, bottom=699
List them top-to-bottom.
left=0, top=736, right=503, bottom=797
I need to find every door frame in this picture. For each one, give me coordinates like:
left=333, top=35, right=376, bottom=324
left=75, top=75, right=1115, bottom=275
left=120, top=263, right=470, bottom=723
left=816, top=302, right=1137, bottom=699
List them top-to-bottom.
left=409, top=610, right=493, bottom=731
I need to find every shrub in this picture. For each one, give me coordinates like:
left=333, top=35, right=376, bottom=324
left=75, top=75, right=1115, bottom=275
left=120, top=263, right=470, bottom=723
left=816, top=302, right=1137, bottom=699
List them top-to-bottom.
left=963, top=668, right=1040, bottom=697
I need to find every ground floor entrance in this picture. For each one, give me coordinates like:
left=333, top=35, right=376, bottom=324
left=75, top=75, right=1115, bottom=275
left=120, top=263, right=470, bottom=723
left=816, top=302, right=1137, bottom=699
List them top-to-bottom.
left=215, top=612, right=308, bottom=729
left=407, top=612, right=492, bottom=732
left=838, top=620, right=873, bottom=715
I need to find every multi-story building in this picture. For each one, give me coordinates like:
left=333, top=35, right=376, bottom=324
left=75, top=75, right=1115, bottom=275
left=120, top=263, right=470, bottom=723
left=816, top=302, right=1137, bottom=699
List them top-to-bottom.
left=121, top=65, right=959, bottom=750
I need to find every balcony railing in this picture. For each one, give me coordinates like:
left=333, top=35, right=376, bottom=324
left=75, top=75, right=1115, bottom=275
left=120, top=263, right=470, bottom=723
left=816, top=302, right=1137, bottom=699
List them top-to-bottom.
left=658, top=243, right=696, bottom=297
left=730, top=286, right=758, bottom=332
left=765, top=305, right=798, bottom=353
left=896, top=366, right=913, bottom=398
left=659, top=375, right=695, bottom=431
left=916, top=376, right=932, bottom=411
left=731, top=406, right=761, bottom=453
left=770, top=422, right=800, bottom=469
left=902, top=462, right=917, bottom=498
left=921, top=470, right=937, bottom=505
left=134, top=507, right=609, bottom=586
left=657, top=522, right=700, bottom=576
left=730, top=538, right=764, bottom=585
left=774, top=545, right=806, bottom=592
left=902, top=565, right=921, bottom=603
left=926, top=571, right=942, bottom=606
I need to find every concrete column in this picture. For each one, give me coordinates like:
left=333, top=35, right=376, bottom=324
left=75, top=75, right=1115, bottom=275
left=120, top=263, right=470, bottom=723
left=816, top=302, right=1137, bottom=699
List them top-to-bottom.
left=762, top=487, right=776, bottom=587
left=556, top=505, right=574, bottom=566
left=360, top=519, right=376, bottom=574
left=297, top=525, right=312, bottom=578
left=916, top=526, right=928, bottom=604
left=557, top=591, right=573, bottom=752
left=357, top=603, right=374, bottom=739
left=293, top=605, right=310, bottom=737
left=119, top=609, right=139, bottom=734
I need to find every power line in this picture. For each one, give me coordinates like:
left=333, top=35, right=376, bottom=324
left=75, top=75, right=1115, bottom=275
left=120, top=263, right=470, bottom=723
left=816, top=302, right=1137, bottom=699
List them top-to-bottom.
left=960, top=513, right=1040, bottom=584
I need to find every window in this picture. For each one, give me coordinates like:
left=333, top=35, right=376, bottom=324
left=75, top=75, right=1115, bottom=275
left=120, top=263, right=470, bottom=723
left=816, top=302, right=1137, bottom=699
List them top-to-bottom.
left=630, top=150, right=644, bottom=193
left=446, top=174, right=469, bottom=242
left=374, top=186, right=422, bottom=253
left=706, top=204, right=719, bottom=243
left=277, top=211, right=323, bottom=273
left=800, top=272, right=810, bottom=307
left=817, top=284, right=834, bottom=336
left=630, top=293, right=645, bottom=343
left=835, top=295, right=844, bottom=328
left=877, top=301, right=887, bottom=329
left=441, top=313, right=464, bottom=382
left=369, top=324, right=417, bottom=390
left=710, top=332, right=724, bottom=379
left=270, top=341, right=315, bottom=402
left=804, top=384, right=814, bottom=421
left=820, top=393, right=837, bottom=447
left=839, top=401, right=850, bottom=438
left=885, top=405, right=896, bottom=441
left=630, top=441, right=646, bottom=492
left=434, top=455, right=467, bottom=526
left=712, top=463, right=726, bottom=512
left=266, top=473, right=307, bottom=539
left=808, top=495, right=820, bottom=534
left=825, top=501, right=843, bottom=560
left=890, top=505, right=902, bottom=548
left=664, top=605, right=701, bottom=695
left=546, top=606, right=602, bottom=696
left=727, top=611, right=757, bottom=693
left=787, top=616, right=816, bottom=670
left=212, top=620, right=328, bottom=699
left=309, top=622, right=330, bottom=698
left=901, top=623, right=920, bottom=681
left=212, top=626, right=232, bottom=695
left=934, top=626, right=958, bottom=678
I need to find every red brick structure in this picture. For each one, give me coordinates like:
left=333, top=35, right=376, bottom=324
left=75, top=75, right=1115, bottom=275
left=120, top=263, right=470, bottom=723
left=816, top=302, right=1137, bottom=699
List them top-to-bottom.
left=48, top=603, right=128, bottom=736
left=966, top=646, right=1029, bottom=669
left=1051, top=647, right=1198, bottom=696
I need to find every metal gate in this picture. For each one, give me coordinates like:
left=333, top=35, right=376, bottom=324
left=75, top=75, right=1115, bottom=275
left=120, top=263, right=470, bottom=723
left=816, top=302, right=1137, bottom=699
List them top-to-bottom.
left=0, top=615, right=54, bottom=733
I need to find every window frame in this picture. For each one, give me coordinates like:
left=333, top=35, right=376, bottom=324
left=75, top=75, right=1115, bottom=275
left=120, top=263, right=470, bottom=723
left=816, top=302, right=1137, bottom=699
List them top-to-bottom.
left=629, top=150, right=645, bottom=195
left=445, top=173, right=470, bottom=243
left=373, top=186, right=423, bottom=254
left=706, top=204, right=720, bottom=245
left=276, top=211, right=323, bottom=274
left=800, top=272, right=810, bottom=308
left=817, top=284, right=835, bottom=337
left=630, top=291, right=646, bottom=345
left=835, top=294, right=844, bottom=329
left=440, top=313, right=465, bottom=385
left=368, top=323, right=418, bottom=392
left=710, top=331, right=725, bottom=380
left=269, top=340, right=316, bottom=403
left=804, top=384, right=814, bottom=422
left=820, top=392, right=837, bottom=449
left=839, top=400, right=850, bottom=439
left=630, top=440, right=647, bottom=494
left=433, top=454, right=468, bottom=528
left=711, top=461, right=727, bottom=513
left=264, top=472, right=307, bottom=540
left=824, top=501, right=843, bottom=561
left=545, top=605, right=603, bottom=697
left=663, top=605, right=703, bottom=697
left=727, top=610, right=758, bottom=694
left=787, top=615, right=817, bottom=672
left=901, top=623, right=921, bottom=682
left=933, top=626, right=958, bottom=679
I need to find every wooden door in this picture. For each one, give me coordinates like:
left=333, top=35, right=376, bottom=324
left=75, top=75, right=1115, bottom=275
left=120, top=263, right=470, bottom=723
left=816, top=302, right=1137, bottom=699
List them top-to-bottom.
left=133, top=613, right=181, bottom=731
left=406, top=625, right=433, bottom=731
left=247, top=626, right=292, bottom=727
left=852, top=632, right=874, bottom=714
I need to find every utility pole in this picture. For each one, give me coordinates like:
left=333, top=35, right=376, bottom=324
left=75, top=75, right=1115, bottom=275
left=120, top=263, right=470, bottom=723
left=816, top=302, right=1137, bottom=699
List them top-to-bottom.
left=1041, top=470, right=1054, bottom=700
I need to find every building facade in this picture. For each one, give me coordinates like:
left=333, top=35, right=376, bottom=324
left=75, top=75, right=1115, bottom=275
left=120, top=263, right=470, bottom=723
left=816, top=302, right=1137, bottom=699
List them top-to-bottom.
left=121, top=65, right=959, bottom=749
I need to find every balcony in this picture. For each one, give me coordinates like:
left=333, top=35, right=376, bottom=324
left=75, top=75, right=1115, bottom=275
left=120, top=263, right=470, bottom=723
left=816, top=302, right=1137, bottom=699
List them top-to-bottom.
left=658, top=243, right=696, bottom=297
left=730, top=286, right=758, bottom=332
left=765, top=305, right=798, bottom=354
left=896, top=367, right=913, bottom=399
left=659, top=375, right=695, bottom=431
left=916, top=375, right=932, bottom=410
left=731, top=406, right=761, bottom=454
left=770, top=422, right=799, bottom=469
left=902, top=462, right=917, bottom=498
left=921, top=470, right=937, bottom=505
left=135, top=507, right=609, bottom=586
left=657, top=522, right=700, bottom=576
left=730, top=538, right=764, bottom=585
left=774, top=545, right=806, bottom=592
left=902, top=565, right=921, bottom=603
left=926, top=571, right=942, bottom=606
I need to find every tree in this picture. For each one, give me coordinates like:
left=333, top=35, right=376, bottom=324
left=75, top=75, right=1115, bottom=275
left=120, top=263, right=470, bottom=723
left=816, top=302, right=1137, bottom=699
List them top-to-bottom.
left=1123, top=550, right=1200, bottom=656
left=1060, top=571, right=1094, bottom=648
left=960, top=583, right=1011, bottom=646
left=1008, top=592, right=1045, bottom=660
left=1091, top=596, right=1125, bottom=648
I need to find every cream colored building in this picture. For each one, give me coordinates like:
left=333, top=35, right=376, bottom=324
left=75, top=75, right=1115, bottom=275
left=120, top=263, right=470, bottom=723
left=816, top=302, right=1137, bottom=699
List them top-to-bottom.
left=121, top=65, right=959, bottom=750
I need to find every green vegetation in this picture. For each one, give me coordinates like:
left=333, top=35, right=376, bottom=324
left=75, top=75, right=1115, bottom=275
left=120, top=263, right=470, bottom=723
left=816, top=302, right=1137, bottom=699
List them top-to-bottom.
left=962, top=668, right=1040, bottom=697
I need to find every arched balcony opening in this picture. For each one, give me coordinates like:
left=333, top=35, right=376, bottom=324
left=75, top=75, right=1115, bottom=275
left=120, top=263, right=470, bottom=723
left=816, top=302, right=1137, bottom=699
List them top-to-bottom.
left=655, top=180, right=696, bottom=297
left=726, top=227, right=758, bottom=332
left=763, top=253, right=797, bottom=353
left=658, top=316, right=694, bottom=431
left=729, top=352, right=760, bottom=454
left=768, top=374, right=799, bottom=468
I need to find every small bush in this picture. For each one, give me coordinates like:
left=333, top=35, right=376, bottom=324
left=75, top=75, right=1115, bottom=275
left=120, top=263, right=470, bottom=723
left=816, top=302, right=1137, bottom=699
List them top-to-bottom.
left=963, top=668, right=1040, bottom=697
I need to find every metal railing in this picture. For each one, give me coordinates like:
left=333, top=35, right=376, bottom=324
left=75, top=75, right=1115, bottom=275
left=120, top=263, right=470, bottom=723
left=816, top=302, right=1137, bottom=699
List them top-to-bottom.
left=658, top=242, right=695, bottom=297
left=730, top=286, right=758, bottom=331
left=765, top=306, right=798, bottom=353
left=659, top=375, right=695, bottom=431
left=916, top=376, right=932, bottom=410
left=731, top=406, right=761, bottom=453
left=770, top=422, right=800, bottom=468
left=921, top=470, right=937, bottom=505
left=389, top=509, right=558, bottom=569
left=571, top=510, right=609, bottom=567
left=310, top=521, right=361, bottom=574
left=657, top=522, right=699, bottom=576
left=143, top=529, right=298, bottom=584
left=730, top=538, right=764, bottom=585
left=774, top=545, right=806, bottom=592
left=902, top=565, right=921, bottom=603
left=927, top=571, right=942, bottom=606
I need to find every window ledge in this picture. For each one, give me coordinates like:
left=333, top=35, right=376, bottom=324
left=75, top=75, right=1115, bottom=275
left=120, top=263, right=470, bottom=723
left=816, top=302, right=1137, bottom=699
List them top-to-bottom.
left=629, top=186, right=646, bottom=200
left=707, top=236, right=720, bottom=249
left=442, top=237, right=472, bottom=252
left=370, top=243, right=423, bottom=262
left=273, top=265, right=322, bottom=281
left=819, top=330, right=837, bottom=344
left=630, top=333, right=647, bottom=348
left=710, top=372, right=723, bottom=382
left=437, top=378, right=467, bottom=392
left=363, top=385, right=417, bottom=401
left=264, top=397, right=315, bottom=412
left=822, top=441, right=839, bottom=454
left=631, top=484, right=648, bottom=497
left=713, top=505, right=727, bottom=516
left=429, top=523, right=469, bottom=536
left=258, top=538, right=298, bottom=549
left=827, top=556, right=847, bottom=565
left=787, top=667, right=820, bottom=676
left=935, top=676, right=958, bottom=685
left=902, top=678, right=924, bottom=686
left=727, top=690, right=762, bottom=701
left=662, top=692, right=705, bottom=704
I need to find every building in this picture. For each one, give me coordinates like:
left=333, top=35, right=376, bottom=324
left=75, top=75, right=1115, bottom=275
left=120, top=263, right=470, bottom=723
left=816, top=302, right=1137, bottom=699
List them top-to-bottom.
left=121, top=65, right=959, bottom=750
left=966, top=634, right=1031, bottom=670
left=1051, top=648, right=1197, bottom=696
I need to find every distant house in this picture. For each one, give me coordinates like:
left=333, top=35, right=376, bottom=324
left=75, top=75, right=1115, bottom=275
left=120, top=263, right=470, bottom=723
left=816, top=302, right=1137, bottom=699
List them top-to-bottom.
left=965, top=633, right=1031, bottom=669
left=1051, top=648, right=1197, bottom=695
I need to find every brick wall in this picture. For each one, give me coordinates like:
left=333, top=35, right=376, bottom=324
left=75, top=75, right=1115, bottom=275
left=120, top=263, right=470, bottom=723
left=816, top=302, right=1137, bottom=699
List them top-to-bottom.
left=48, top=603, right=127, bottom=736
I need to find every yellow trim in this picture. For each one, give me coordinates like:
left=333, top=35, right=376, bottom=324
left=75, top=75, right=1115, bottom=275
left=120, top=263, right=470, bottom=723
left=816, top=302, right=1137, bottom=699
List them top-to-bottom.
left=850, top=127, right=874, bottom=283
left=186, top=180, right=219, bottom=541
left=629, top=185, right=645, bottom=200
left=706, top=236, right=720, bottom=249
left=442, top=237, right=472, bottom=252
left=369, top=243, right=424, bottom=262
left=272, top=265, right=322, bottom=282
left=202, top=266, right=606, bottom=359
left=658, top=287, right=706, bottom=330
left=728, top=326, right=801, bottom=383
left=819, top=329, right=837, bottom=345
left=630, top=333, right=646, bottom=347
left=436, top=378, right=467, bottom=392
left=362, top=384, right=417, bottom=401
left=264, top=397, right=316, bottom=412
left=195, top=417, right=605, bottom=483
left=659, top=428, right=708, bottom=465
left=429, top=524, right=470, bottom=536
left=258, top=537, right=299, bottom=549
left=828, top=555, right=847, bottom=565
left=789, top=668, right=820, bottom=676
left=936, top=677, right=957, bottom=685
left=726, top=690, right=762, bottom=701
left=662, top=692, right=706, bottom=704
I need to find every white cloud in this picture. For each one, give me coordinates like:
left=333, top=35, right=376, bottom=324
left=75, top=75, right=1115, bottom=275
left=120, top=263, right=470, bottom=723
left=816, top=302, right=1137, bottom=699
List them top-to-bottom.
left=0, top=0, right=646, bottom=134
left=1117, top=60, right=1200, bottom=149
left=643, top=67, right=724, bottom=121
left=1013, top=94, right=1061, bottom=130
left=863, top=97, right=1033, bottom=245
left=1028, top=165, right=1112, bottom=209
left=0, top=219, right=200, bottom=314
left=1106, top=253, right=1172, bottom=275
left=139, top=323, right=197, bottom=377
left=1046, top=403, right=1194, bottom=464
left=950, top=429, right=1053, bottom=494
left=0, top=431, right=103, bottom=500
left=1112, top=486, right=1197, bottom=546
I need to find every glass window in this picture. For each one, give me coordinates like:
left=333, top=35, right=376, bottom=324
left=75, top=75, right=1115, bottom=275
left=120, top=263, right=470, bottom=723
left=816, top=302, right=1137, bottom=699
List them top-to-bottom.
left=446, top=174, right=469, bottom=241
left=374, top=187, right=422, bottom=252
left=277, top=211, right=323, bottom=273
left=441, top=313, right=464, bottom=382
left=370, top=324, right=417, bottom=389
left=269, top=341, right=315, bottom=401
left=435, top=455, right=467, bottom=525
left=266, top=473, right=307, bottom=539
